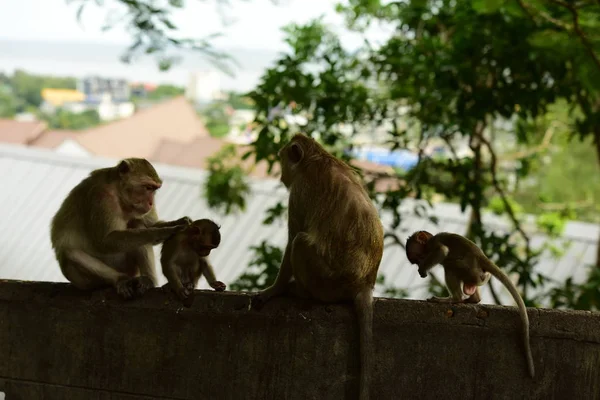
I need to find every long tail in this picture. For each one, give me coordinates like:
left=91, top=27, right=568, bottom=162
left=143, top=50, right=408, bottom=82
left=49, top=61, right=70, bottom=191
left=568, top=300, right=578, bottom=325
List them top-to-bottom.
left=487, top=264, right=535, bottom=378
left=354, top=288, right=374, bottom=400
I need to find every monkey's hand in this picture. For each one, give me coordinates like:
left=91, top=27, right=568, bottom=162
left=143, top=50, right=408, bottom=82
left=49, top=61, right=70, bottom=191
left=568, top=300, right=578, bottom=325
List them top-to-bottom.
left=173, top=216, right=193, bottom=226
left=151, top=225, right=187, bottom=245
left=134, top=276, right=155, bottom=296
left=183, top=281, right=195, bottom=293
left=211, top=281, right=226, bottom=292
left=175, top=286, right=191, bottom=301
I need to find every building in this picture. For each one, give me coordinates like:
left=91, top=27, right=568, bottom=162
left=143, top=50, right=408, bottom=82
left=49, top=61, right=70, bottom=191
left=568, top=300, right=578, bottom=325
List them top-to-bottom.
left=185, top=70, right=222, bottom=104
left=77, top=76, right=130, bottom=103
left=39, top=88, right=86, bottom=115
left=0, top=142, right=597, bottom=307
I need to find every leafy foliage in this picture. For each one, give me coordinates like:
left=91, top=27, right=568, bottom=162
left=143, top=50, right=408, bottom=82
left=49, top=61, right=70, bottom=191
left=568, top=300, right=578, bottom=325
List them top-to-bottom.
left=66, top=0, right=252, bottom=72
left=43, top=108, right=101, bottom=130
left=203, top=143, right=251, bottom=215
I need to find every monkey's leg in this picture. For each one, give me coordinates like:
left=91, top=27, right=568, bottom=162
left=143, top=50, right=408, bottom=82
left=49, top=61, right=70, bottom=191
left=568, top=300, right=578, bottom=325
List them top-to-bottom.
left=290, top=232, right=348, bottom=302
left=127, top=245, right=158, bottom=297
left=63, top=249, right=137, bottom=299
left=427, top=269, right=464, bottom=303
left=464, top=287, right=482, bottom=304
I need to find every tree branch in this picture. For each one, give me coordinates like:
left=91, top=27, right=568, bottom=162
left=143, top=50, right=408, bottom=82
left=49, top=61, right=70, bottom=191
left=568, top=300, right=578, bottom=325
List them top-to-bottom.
left=546, top=0, right=600, bottom=71
left=476, top=131, right=531, bottom=249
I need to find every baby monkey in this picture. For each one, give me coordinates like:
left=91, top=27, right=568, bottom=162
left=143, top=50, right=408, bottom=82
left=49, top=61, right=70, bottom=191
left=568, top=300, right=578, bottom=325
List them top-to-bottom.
left=161, top=219, right=226, bottom=306
left=406, top=231, right=535, bottom=378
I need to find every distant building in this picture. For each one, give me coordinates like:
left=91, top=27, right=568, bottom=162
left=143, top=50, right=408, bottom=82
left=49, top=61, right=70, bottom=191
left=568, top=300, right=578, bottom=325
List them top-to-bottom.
left=185, top=70, right=222, bottom=104
left=77, top=76, right=130, bottom=103
left=39, top=88, right=86, bottom=115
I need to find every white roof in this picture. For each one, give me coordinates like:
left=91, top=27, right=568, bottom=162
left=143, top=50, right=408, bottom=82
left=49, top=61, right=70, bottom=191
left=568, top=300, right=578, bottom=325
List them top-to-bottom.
left=0, top=143, right=597, bottom=306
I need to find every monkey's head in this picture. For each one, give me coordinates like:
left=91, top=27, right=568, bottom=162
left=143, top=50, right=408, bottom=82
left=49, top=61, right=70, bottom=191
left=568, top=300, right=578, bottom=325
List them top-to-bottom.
left=278, top=133, right=326, bottom=188
left=116, top=158, right=162, bottom=217
left=186, top=219, right=221, bottom=257
left=405, top=230, right=433, bottom=265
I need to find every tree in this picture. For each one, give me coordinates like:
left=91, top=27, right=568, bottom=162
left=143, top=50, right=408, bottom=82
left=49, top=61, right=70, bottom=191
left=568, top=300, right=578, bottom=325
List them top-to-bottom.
left=216, top=2, right=600, bottom=310
left=10, top=70, right=76, bottom=109
left=44, top=108, right=101, bottom=130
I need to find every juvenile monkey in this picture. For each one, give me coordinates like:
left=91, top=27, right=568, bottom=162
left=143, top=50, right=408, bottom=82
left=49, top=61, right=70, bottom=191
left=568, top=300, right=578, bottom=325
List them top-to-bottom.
left=254, top=133, right=384, bottom=400
left=50, top=158, right=190, bottom=300
left=160, top=219, right=225, bottom=306
left=405, top=230, right=535, bottom=378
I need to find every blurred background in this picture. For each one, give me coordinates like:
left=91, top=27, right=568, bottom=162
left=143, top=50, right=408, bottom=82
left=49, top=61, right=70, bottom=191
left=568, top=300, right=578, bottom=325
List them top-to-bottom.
left=0, top=0, right=599, bottom=311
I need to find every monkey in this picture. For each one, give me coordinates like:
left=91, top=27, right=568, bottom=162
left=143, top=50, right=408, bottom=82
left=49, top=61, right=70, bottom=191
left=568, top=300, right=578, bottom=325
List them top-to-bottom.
left=253, top=133, right=384, bottom=400
left=50, top=158, right=190, bottom=300
left=160, top=218, right=225, bottom=307
left=405, top=230, right=535, bottom=378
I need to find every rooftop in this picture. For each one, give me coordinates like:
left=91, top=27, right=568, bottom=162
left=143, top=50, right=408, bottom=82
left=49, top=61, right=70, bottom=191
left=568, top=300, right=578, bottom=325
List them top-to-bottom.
left=29, top=96, right=208, bottom=159
left=0, top=119, right=47, bottom=145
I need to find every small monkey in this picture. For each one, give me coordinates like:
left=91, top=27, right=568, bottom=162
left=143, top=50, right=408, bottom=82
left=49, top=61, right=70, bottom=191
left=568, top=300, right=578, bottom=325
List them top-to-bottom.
left=254, top=133, right=384, bottom=400
left=51, top=158, right=189, bottom=300
left=161, top=219, right=225, bottom=307
left=405, top=230, right=535, bottom=378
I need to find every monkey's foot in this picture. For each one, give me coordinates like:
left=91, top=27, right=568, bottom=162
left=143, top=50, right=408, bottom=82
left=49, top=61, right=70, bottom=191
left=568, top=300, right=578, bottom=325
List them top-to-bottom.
left=133, top=276, right=155, bottom=297
left=115, top=278, right=137, bottom=300
left=184, top=281, right=196, bottom=292
left=211, top=281, right=226, bottom=292
left=174, top=286, right=191, bottom=301
left=252, top=288, right=278, bottom=310
left=426, top=296, right=458, bottom=303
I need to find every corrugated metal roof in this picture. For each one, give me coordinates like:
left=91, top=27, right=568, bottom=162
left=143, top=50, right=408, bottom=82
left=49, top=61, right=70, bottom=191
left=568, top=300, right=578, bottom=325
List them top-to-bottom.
left=0, top=142, right=597, bottom=307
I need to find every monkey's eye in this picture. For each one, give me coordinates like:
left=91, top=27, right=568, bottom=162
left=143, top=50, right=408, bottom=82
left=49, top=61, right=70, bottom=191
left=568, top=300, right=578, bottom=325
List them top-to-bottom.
left=145, top=185, right=156, bottom=191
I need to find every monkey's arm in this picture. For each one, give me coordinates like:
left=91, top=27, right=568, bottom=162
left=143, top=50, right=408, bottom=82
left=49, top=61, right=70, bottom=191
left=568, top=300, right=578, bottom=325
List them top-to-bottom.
left=141, top=209, right=191, bottom=228
left=152, top=217, right=192, bottom=228
left=101, top=227, right=183, bottom=252
left=255, top=240, right=293, bottom=301
left=418, top=240, right=449, bottom=278
left=201, top=260, right=226, bottom=291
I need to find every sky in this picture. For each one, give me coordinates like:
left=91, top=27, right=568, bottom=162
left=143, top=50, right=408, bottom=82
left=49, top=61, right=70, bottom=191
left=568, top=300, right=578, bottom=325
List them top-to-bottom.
left=0, top=0, right=392, bottom=50
left=0, top=0, right=394, bottom=90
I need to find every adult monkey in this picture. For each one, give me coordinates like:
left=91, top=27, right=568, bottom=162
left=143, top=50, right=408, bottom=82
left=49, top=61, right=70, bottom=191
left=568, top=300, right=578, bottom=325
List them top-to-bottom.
left=254, top=133, right=384, bottom=400
left=51, top=158, right=190, bottom=300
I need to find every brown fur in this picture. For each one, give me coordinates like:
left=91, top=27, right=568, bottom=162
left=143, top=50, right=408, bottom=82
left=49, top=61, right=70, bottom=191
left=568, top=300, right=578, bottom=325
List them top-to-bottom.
left=255, top=133, right=384, bottom=400
left=50, top=158, right=190, bottom=300
left=160, top=219, right=225, bottom=307
left=405, top=230, right=535, bottom=378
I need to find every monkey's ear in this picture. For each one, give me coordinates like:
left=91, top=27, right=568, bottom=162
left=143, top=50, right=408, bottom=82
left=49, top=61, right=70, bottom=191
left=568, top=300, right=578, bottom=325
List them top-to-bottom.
left=288, top=143, right=304, bottom=164
left=117, top=160, right=130, bottom=175
left=188, top=226, right=201, bottom=235
left=416, top=231, right=430, bottom=243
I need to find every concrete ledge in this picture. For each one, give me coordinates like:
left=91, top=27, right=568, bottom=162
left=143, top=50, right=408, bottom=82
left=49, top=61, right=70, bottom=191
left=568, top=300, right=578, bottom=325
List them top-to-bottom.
left=1, top=280, right=599, bottom=400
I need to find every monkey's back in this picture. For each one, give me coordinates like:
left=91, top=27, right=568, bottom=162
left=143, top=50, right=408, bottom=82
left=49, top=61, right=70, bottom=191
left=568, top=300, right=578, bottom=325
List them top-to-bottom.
left=290, top=164, right=384, bottom=285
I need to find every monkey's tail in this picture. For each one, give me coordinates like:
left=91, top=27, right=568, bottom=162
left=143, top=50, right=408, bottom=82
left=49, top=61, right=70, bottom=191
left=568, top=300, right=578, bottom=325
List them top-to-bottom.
left=487, top=263, right=535, bottom=378
left=354, top=288, right=373, bottom=400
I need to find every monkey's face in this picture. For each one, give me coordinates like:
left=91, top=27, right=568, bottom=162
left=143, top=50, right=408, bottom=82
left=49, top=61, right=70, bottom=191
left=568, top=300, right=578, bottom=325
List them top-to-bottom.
left=278, top=140, right=304, bottom=188
left=117, top=159, right=162, bottom=216
left=187, top=219, right=221, bottom=257
left=405, top=231, right=433, bottom=265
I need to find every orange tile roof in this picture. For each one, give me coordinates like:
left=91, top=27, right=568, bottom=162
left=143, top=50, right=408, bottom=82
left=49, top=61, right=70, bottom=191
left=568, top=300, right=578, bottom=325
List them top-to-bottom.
left=59, top=96, right=208, bottom=159
left=0, top=119, right=47, bottom=144
left=29, top=130, right=79, bottom=149
left=150, top=136, right=274, bottom=179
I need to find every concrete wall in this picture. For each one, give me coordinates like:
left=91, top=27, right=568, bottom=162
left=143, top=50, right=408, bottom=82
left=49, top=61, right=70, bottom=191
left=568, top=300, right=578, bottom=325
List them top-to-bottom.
left=0, top=280, right=599, bottom=400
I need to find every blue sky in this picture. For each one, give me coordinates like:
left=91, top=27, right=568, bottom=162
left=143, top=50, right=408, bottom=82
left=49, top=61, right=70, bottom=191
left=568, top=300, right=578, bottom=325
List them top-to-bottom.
left=0, top=0, right=392, bottom=50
